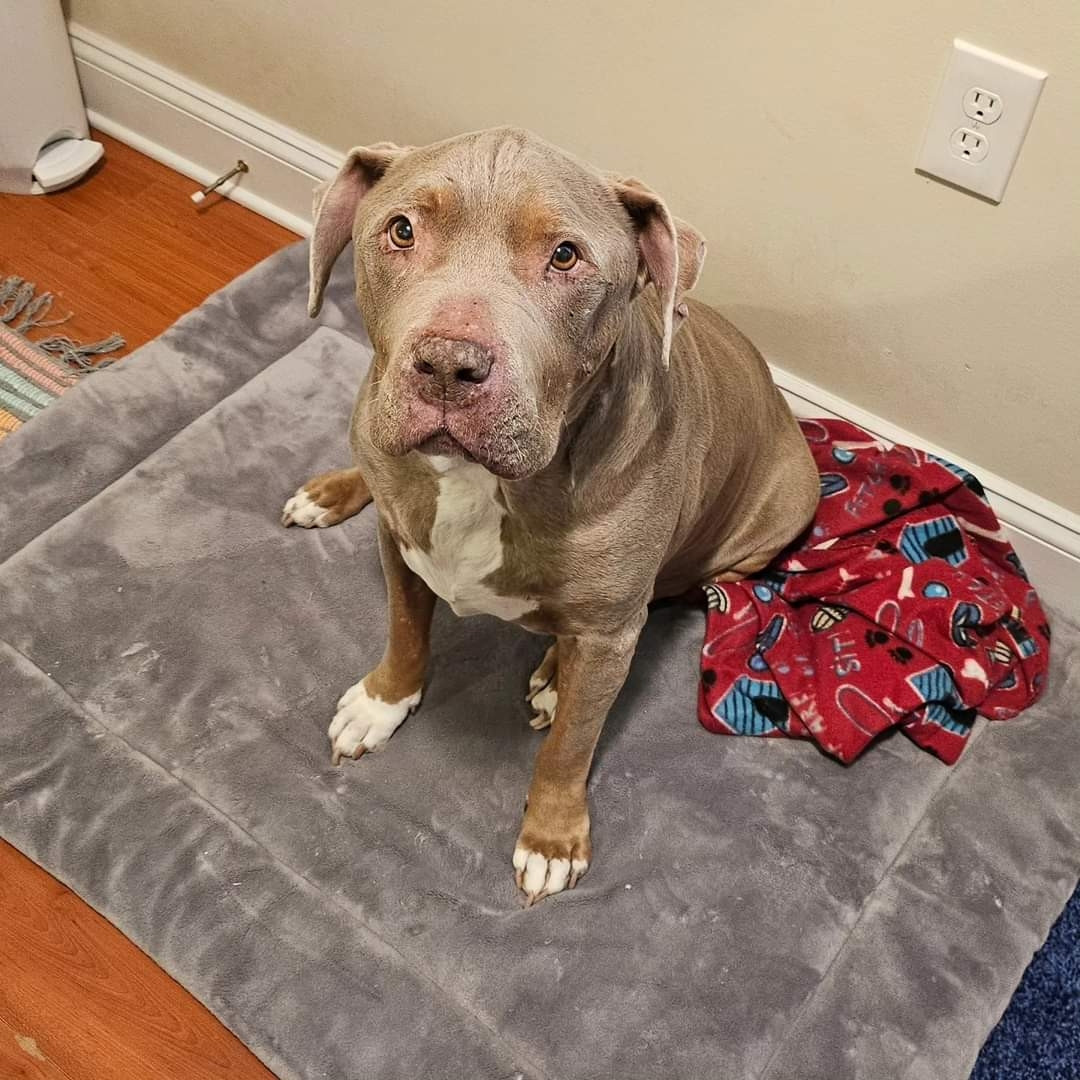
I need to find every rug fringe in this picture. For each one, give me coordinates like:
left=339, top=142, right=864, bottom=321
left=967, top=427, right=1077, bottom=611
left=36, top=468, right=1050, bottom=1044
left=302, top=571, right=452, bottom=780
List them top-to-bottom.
left=0, top=275, right=68, bottom=331
left=0, top=276, right=123, bottom=370
left=34, top=334, right=125, bottom=371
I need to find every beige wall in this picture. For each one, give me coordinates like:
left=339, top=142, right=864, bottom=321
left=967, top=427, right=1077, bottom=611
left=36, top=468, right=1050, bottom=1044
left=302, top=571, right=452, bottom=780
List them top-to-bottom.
left=69, top=0, right=1080, bottom=511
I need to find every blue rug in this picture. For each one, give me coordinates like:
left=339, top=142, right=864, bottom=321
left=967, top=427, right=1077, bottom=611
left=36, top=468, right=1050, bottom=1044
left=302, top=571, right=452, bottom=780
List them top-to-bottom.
left=972, top=883, right=1080, bottom=1078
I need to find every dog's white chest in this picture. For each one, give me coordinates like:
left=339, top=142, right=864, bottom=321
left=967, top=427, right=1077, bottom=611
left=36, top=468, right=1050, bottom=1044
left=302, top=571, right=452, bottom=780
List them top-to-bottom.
left=399, top=458, right=536, bottom=621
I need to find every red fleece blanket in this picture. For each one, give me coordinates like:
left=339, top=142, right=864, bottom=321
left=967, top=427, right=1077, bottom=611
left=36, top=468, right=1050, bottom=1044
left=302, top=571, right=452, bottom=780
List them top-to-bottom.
left=698, top=419, right=1050, bottom=765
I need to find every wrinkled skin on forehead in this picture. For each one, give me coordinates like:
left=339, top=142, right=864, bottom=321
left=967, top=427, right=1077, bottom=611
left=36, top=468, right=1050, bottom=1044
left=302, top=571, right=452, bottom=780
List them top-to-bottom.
left=349, top=129, right=644, bottom=479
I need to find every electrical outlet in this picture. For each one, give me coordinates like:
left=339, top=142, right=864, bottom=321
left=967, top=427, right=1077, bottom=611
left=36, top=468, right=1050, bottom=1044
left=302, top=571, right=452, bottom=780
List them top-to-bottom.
left=916, top=40, right=1047, bottom=202
left=963, top=87, right=1002, bottom=124
left=950, top=127, right=988, bottom=163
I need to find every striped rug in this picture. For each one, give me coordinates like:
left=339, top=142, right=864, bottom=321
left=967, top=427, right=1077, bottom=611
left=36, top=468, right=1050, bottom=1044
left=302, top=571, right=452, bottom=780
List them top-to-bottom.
left=0, top=276, right=123, bottom=442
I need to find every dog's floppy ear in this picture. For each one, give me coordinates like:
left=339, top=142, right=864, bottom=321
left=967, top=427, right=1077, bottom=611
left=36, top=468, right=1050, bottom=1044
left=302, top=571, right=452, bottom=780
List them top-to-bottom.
left=308, top=142, right=410, bottom=317
left=611, top=177, right=706, bottom=365
left=672, top=215, right=706, bottom=333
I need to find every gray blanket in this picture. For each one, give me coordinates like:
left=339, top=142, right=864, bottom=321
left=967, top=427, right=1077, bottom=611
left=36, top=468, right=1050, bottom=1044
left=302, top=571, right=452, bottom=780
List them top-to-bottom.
left=1, top=241, right=1077, bottom=1080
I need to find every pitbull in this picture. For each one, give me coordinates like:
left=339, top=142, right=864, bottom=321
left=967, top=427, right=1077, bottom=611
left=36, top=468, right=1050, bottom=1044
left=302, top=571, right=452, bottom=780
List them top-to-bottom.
left=282, top=127, right=819, bottom=904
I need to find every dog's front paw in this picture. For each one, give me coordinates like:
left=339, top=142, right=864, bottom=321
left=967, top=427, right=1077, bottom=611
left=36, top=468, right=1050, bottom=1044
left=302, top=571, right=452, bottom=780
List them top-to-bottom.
left=282, top=467, right=371, bottom=529
left=282, top=485, right=337, bottom=528
left=328, top=680, right=421, bottom=764
left=513, top=815, right=590, bottom=906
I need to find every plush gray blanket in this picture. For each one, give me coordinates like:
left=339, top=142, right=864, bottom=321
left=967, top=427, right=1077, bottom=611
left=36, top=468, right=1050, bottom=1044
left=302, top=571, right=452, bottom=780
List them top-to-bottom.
left=1, top=242, right=1077, bottom=1080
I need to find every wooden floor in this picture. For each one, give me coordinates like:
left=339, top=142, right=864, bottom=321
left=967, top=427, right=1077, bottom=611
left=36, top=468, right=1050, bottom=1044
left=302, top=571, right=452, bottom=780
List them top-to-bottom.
left=1, top=131, right=296, bottom=357
left=0, top=132, right=295, bottom=1079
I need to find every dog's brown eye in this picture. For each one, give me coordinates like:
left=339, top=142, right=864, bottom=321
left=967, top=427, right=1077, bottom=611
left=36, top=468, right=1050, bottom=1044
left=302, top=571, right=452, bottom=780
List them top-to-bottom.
left=388, top=216, right=414, bottom=249
left=550, top=242, right=579, bottom=271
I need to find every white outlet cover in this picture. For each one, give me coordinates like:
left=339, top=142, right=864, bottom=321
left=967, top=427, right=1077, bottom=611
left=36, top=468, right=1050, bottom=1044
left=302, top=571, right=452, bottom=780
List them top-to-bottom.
left=916, top=39, right=1047, bottom=203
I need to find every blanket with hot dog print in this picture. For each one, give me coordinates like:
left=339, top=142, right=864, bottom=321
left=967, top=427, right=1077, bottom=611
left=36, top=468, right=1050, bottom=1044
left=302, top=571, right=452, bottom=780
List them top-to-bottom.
left=699, top=418, right=1050, bottom=765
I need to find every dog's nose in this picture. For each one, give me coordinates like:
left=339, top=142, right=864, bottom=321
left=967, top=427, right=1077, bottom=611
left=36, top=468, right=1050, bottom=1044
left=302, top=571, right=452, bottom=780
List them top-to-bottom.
left=412, top=336, right=494, bottom=389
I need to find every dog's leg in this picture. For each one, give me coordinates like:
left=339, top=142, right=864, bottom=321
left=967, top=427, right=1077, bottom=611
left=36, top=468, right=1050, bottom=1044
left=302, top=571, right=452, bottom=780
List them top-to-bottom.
left=282, top=466, right=372, bottom=528
left=329, top=520, right=436, bottom=764
left=514, top=615, right=645, bottom=904
left=525, top=641, right=558, bottom=730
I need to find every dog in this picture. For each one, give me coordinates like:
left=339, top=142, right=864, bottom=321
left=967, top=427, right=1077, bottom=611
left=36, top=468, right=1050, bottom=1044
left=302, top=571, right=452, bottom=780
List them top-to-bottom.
left=282, top=127, right=819, bottom=904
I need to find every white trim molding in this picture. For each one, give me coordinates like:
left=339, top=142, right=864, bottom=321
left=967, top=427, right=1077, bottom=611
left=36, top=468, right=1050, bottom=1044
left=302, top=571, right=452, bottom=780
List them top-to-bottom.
left=68, top=21, right=339, bottom=234
left=67, top=22, right=1080, bottom=622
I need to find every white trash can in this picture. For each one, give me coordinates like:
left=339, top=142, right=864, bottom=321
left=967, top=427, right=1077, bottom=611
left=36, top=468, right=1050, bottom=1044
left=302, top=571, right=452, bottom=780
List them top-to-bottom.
left=0, top=0, right=103, bottom=195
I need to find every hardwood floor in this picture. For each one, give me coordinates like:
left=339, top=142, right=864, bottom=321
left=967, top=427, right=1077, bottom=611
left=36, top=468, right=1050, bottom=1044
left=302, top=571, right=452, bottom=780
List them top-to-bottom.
left=0, top=131, right=294, bottom=1079
left=1, top=131, right=296, bottom=356
left=0, top=844, right=277, bottom=1080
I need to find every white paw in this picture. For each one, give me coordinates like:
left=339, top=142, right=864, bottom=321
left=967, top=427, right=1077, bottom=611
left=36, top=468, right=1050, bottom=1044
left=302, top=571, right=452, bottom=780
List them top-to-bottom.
left=282, top=486, right=333, bottom=528
left=526, top=648, right=557, bottom=730
left=528, top=663, right=550, bottom=697
left=328, top=680, right=421, bottom=764
left=528, top=683, right=557, bottom=730
left=513, top=846, right=588, bottom=905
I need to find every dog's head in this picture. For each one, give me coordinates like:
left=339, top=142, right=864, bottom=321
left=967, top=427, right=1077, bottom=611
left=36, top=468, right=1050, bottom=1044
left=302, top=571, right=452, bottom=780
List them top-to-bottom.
left=308, top=127, right=705, bottom=479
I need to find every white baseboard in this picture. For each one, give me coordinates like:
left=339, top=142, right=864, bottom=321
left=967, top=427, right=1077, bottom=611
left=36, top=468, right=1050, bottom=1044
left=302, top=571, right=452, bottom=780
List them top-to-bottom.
left=68, top=21, right=336, bottom=235
left=66, top=22, right=1080, bottom=623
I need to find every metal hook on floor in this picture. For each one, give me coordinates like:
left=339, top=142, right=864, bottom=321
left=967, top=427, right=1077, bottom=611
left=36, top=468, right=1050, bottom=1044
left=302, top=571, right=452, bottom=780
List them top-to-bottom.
left=190, top=160, right=249, bottom=205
